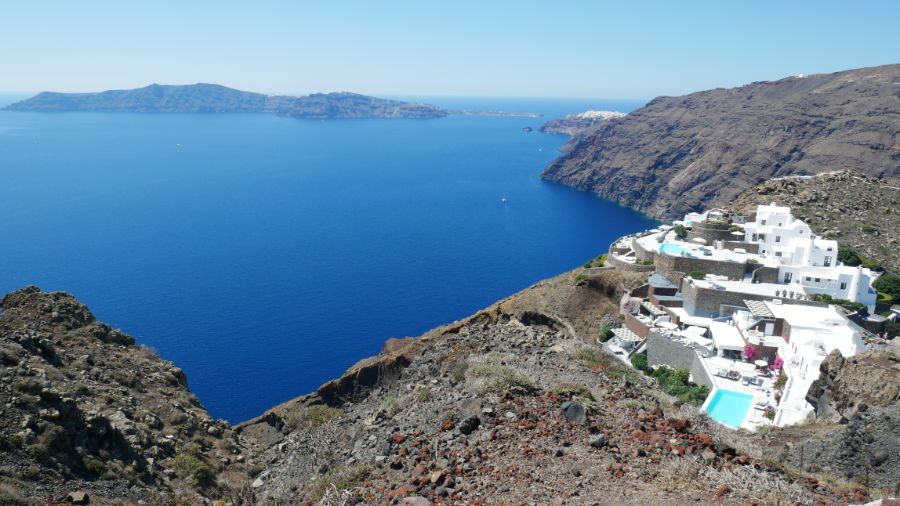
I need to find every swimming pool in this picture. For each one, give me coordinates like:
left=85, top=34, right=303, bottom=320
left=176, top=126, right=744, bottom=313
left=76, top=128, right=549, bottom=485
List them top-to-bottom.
left=658, top=243, right=689, bottom=256
left=704, top=389, right=753, bottom=428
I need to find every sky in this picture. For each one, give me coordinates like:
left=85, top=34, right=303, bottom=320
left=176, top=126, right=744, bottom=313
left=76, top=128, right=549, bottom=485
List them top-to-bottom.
left=1, top=1, right=897, bottom=99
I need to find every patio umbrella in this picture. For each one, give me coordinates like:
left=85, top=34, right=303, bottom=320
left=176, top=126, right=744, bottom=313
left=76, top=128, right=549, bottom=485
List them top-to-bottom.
left=731, top=231, right=745, bottom=237
left=692, top=238, right=707, bottom=244
left=754, top=359, right=769, bottom=368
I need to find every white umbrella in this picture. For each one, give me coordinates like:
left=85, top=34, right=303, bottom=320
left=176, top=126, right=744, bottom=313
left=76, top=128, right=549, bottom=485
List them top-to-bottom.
left=731, top=231, right=745, bottom=237
left=692, top=237, right=707, bottom=244
left=754, top=359, right=769, bottom=368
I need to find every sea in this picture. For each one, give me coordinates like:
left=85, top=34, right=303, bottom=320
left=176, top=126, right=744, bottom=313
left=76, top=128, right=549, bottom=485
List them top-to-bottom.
left=0, top=95, right=656, bottom=422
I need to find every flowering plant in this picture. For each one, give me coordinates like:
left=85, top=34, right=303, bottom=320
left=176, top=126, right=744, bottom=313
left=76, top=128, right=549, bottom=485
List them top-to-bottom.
left=743, top=344, right=758, bottom=360
left=770, top=357, right=784, bottom=371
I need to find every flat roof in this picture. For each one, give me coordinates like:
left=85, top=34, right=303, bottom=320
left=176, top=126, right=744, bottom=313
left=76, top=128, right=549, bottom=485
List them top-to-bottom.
left=709, top=321, right=746, bottom=350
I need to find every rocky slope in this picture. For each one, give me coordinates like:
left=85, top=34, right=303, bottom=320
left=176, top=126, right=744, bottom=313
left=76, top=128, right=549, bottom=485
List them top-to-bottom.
left=542, top=63, right=900, bottom=220
left=4, top=84, right=447, bottom=119
left=729, top=170, right=900, bottom=273
left=237, top=269, right=870, bottom=505
left=1, top=272, right=890, bottom=504
left=0, top=287, right=250, bottom=505
left=753, top=349, right=900, bottom=490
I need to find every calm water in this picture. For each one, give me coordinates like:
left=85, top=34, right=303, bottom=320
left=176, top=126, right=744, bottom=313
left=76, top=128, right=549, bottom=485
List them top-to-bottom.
left=0, top=95, right=655, bottom=422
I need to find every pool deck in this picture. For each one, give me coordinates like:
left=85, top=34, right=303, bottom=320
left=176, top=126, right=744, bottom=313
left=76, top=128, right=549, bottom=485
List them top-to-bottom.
left=698, top=357, right=776, bottom=431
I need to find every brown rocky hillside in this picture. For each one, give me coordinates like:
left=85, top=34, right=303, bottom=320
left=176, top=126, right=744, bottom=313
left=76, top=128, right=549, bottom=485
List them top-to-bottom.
left=542, top=64, right=900, bottom=220
left=729, top=170, right=900, bottom=273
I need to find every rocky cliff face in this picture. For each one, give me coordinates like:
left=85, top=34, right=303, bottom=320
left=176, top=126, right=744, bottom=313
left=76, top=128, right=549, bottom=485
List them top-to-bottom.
left=542, top=64, right=900, bottom=220
left=4, top=84, right=447, bottom=119
left=729, top=170, right=900, bottom=273
left=0, top=287, right=250, bottom=505
left=751, top=350, right=900, bottom=490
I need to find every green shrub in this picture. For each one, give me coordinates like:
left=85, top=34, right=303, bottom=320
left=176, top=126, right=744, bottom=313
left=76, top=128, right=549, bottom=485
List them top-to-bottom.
left=862, top=224, right=875, bottom=234
left=673, top=225, right=688, bottom=239
left=728, top=225, right=743, bottom=232
left=838, top=245, right=861, bottom=266
left=583, top=253, right=607, bottom=268
left=688, top=270, right=705, bottom=280
left=573, top=273, right=589, bottom=284
left=873, top=274, right=900, bottom=301
left=810, top=293, right=867, bottom=312
left=598, top=323, right=615, bottom=343
left=630, top=352, right=649, bottom=372
left=467, top=363, right=537, bottom=394
left=649, top=366, right=708, bottom=405
left=550, top=383, right=594, bottom=401
left=415, top=385, right=430, bottom=402
left=174, top=452, right=214, bottom=488
left=83, top=457, right=106, bottom=477
left=309, top=465, right=371, bottom=502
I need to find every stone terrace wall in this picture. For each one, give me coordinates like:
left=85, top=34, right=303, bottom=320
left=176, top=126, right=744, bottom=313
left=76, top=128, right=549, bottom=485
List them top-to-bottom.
left=687, top=222, right=734, bottom=243
left=632, top=237, right=657, bottom=263
left=723, top=241, right=759, bottom=254
left=655, top=253, right=747, bottom=280
left=606, top=254, right=656, bottom=272
left=751, top=266, right=780, bottom=284
left=681, top=279, right=825, bottom=318
left=646, top=332, right=712, bottom=388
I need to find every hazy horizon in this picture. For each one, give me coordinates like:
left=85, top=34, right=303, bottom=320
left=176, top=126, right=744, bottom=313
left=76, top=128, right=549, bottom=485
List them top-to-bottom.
left=2, top=1, right=897, bottom=99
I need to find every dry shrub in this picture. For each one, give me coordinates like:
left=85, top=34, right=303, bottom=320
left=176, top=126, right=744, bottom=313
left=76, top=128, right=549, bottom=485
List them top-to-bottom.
left=465, top=352, right=536, bottom=394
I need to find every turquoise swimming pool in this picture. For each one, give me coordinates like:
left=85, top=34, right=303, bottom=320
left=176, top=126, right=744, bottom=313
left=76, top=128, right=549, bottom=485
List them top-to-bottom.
left=659, top=243, right=689, bottom=256
left=704, top=389, right=753, bottom=428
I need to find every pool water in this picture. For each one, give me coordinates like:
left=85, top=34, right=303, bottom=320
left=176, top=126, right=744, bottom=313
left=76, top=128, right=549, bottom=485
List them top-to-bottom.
left=658, top=243, right=689, bottom=256
left=704, top=389, right=753, bottom=428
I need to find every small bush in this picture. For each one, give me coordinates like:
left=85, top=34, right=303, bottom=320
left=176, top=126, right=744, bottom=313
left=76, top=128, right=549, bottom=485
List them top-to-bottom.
left=673, top=224, right=688, bottom=239
left=862, top=224, right=875, bottom=234
left=838, top=245, right=861, bottom=266
left=583, top=253, right=607, bottom=268
left=688, top=270, right=705, bottom=280
left=573, top=273, right=589, bottom=284
left=874, top=274, right=900, bottom=301
left=598, top=323, right=615, bottom=343
left=573, top=346, right=610, bottom=369
left=630, top=352, right=648, bottom=372
left=466, top=353, right=537, bottom=394
left=650, top=366, right=708, bottom=405
left=550, top=383, right=594, bottom=401
left=414, top=385, right=430, bottom=402
left=379, top=396, right=401, bottom=417
left=303, top=405, right=343, bottom=427
left=174, top=452, right=214, bottom=488
left=83, top=457, right=106, bottom=477
left=309, top=465, right=371, bottom=503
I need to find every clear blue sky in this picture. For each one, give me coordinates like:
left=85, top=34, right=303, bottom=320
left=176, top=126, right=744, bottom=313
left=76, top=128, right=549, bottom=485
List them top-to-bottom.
left=1, top=1, right=897, bottom=98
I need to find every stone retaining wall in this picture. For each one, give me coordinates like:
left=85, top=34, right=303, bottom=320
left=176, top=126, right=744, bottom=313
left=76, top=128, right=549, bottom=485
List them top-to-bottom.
left=687, top=222, right=735, bottom=243
left=632, top=237, right=657, bottom=263
left=655, top=253, right=747, bottom=280
left=606, top=254, right=656, bottom=272
left=751, top=266, right=780, bottom=284
left=681, top=279, right=825, bottom=318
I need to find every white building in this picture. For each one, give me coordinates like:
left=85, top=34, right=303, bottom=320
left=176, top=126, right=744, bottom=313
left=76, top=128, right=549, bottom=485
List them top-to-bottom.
left=741, top=203, right=878, bottom=310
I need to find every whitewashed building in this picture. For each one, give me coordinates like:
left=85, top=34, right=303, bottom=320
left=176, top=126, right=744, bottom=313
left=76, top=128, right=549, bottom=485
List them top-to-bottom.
left=741, top=203, right=878, bottom=310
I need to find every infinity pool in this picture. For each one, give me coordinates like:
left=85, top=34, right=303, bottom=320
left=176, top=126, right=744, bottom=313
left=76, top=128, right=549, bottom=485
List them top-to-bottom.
left=659, top=243, right=689, bottom=256
left=704, top=388, right=753, bottom=428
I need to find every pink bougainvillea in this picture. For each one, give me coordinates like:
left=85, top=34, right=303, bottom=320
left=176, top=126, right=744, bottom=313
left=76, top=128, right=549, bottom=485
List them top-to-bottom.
left=744, top=344, right=758, bottom=360
left=770, top=357, right=784, bottom=371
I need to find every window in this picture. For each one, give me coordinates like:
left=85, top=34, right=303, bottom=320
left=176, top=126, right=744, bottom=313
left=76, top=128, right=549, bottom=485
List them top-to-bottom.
left=761, top=219, right=767, bottom=225
left=778, top=223, right=783, bottom=226
left=799, top=230, right=804, bottom=234
left=775, top=236, right=781, bottom=243
left=775, top=251, right=782, bottom=257
left=824, top=256, right=832, bottom=267
left=784, top=272, right=792, bottom=283
left=805, top=277, right=811, bottom=281
left=815, top=278, right=821, bottom=283
left=840, top=282, right=847, bottom=290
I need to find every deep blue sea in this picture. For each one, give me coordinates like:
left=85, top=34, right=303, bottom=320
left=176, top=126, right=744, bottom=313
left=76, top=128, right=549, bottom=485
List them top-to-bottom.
left=0, top=94, right=655, bottom=422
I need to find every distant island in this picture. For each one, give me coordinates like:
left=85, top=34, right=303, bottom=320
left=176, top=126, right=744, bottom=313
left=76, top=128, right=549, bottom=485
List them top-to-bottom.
left=3, top=83, right=448, bottom=119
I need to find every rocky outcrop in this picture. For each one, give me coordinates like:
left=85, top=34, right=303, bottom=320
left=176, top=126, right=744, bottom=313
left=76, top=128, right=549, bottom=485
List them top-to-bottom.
left=542, top=64, right=900, bottom=220
left=4, top=84, right=448, bottom=119
left=730, top=170, right=900, bottom=273
left=0, top=287, right=250, bottom=504
left=806, top=350, right=899, bottom=422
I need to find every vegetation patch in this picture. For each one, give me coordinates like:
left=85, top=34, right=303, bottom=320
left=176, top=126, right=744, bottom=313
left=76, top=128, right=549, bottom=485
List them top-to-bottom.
left=583, top=253, right=607, bottom=268
left=688, top=270, right=705, bottom=280
left=597, top=323, right=615, bottom=343
left=466, top=353, right=537, bottom=394
left=647, top=366, right=708, bottom=405
left=302, top=405, right=344, bottom=427
left=173, top=451, right=214, bottom=489
left=309, top=465, right=371, bottom=503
